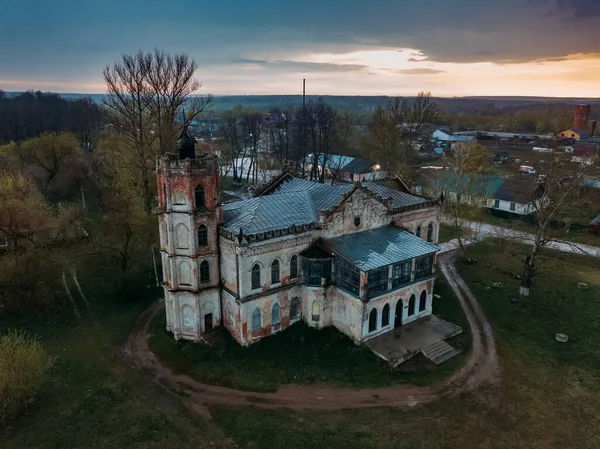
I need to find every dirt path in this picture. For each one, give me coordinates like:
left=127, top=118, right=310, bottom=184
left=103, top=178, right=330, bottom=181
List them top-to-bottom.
left=123, top=259, right=499, bottom=411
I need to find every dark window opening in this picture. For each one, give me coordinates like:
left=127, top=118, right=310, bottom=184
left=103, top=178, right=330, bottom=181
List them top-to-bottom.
left=163, top=184, right=167, bottom=206
left=195, top=185, right=205, bottom=210
left=494, top=199, right=500, bottom=208
left=510, top=202, right=516, bottom=211
left=354, top=216, right=361, bottom=227
left=427, top=223, right=434, bottom=242
left=197, top=225, right=208, bottom=246
left=416, top=226, right=422, bottom=238
left=290, top=255, right=298, bottom=279
left=415, top=255, right=433, bottom=280
left=335, top=256, right=360, bottom=296
left=302, top=257, right=332, bottom=286
left=271, top=259, right=280, bottom=284
left=200, top=261, right=210, bottom=283
left=392, top=261, right=412, bottom=289
left=251, top=264, right=261, bottom=290
left=367, top=267, right=389, bottom=298
left=419, top=290, right=427, bottom=312
left=408, top=294, right=416, bottom=316
left=290, top=297, right=300, bottom=320
left=272, top=303, right=281, bottom=325
left=382, top=303, right=390, bottom=327
left=368, top=308, right=378, bottom=332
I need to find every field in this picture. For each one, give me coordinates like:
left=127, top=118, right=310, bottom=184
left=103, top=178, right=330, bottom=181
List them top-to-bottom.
left=207, top=240, right=600, bottom=449
left=148, top=275, right=469, bottom=392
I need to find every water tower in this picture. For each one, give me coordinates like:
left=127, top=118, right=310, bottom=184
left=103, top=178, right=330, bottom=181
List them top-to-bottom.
left=573, top=104, right=591, bottom=130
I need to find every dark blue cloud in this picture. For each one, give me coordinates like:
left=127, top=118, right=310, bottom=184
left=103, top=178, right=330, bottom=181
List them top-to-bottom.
left=1, top=0, right=598, bottom=91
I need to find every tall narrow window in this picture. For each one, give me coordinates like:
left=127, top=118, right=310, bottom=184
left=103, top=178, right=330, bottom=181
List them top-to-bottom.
left=163, top=184, right=167, bottom=206
left=195, top=185, right=205, bottom=210
left=510, top=202, right=516, bottom=211
left=426, top=223, right=434, bottom=242
left=197, top=225, right=208, bottom=246
left=416, top=226, right=422, bottom=238
left=290, top=255, right=298, bottom=279
left=271, top=259, right=280, bottom=284
left=200, top=261, right=210, bottom=283
left=251, top=264, right=261, bottom=290
left=419, top=290, right=427, bottom=312
left=408, top=294, right=416, bottom=316
left=290, top=297, right=300, bottom=320
left=311, top=301, right=320, bottom=322
left=272, top=303, right=281, bottom=326
left=382, top=303, right=390, bottom=327
left=252, top=308, right=261, bottom=331
left=368, top=308, right=378, bottom=332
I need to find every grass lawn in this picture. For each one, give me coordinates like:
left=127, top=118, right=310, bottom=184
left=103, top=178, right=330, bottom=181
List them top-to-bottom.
left=438, top=223, right=463, bottom=243
left=208, top=240, right=600, bottom=449
left=0, top=245, right=228, bottom=449
left=148, top=275, right=470, bottom=393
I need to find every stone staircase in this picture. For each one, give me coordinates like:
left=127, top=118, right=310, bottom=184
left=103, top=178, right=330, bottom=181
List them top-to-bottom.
left=201, top=329, right=221, bottom=347
left=421, top=340, right=460, bottom=365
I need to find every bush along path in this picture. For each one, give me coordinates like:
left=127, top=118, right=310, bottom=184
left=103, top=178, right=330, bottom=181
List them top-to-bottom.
left=123, top=259, right=499, bottom=412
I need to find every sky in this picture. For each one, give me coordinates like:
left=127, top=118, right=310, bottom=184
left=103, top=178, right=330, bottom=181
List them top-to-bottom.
left=1, top=0, right=599, bottom=97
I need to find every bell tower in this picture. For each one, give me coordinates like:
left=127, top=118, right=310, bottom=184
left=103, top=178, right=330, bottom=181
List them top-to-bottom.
left=156, top=126, right=222, bottom=341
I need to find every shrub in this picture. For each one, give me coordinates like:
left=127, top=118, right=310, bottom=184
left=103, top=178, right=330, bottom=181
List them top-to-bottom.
left=0, top=330, right=53, bottom=423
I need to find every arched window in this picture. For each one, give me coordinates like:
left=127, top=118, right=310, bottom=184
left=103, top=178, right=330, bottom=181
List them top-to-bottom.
left=195, top=185, right=205, bottom=210
left=175, top=223, right=189, bottom=249
left=426, top=223, right=434, bottom=243
left=197, top=225, right=208, bottom=246
left=416, top=226, right=422, bottom=238
left=290, top=255, right=298, bottom=279
left=271, top=259, right=280, bottom=284
left=200, top=261, right=210, bottom=283
left=251, top=264, right=261, bottom=290
left=419, top=290, right=427, bottom=312
left=408, top=294, right=416, bottom=316
left=290, top=297, right=300, bottom=320
left=311, top=301, right=320, bottom=321
left=272, top=303, right=281, bottom=325
left=382, top=303, right=390, bottom=327
left=252, top=308, right=261, bottom=331
left=368, top=308, right=378, bottom=332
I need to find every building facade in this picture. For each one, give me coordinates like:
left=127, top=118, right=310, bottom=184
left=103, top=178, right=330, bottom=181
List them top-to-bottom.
left=157, top=129, right=443, bottom=346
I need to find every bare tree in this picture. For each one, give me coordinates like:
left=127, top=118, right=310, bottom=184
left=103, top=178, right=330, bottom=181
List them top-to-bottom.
left=103, top=49, right=211, bottom=214
left=516, top=153, right=600, bottom=296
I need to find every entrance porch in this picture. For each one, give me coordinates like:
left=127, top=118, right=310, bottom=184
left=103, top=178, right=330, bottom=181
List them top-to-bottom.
left=364, top=314, right=462, bottom=366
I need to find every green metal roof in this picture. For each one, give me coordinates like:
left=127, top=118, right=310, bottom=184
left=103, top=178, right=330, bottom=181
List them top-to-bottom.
left=324, top=227, right=439, bottom=271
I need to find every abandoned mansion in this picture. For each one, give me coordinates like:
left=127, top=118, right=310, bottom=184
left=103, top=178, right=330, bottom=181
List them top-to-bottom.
left=157, top=128, right=444, bottom=347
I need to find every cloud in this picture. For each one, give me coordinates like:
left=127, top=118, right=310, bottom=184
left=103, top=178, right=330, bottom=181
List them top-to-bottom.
left=230, top=58, right=369, bottom=73
left=396, top=68, right=446, bottom=75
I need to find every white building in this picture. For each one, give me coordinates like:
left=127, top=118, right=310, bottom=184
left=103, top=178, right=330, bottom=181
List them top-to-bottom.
left=156, top=128, right=447, bottom=351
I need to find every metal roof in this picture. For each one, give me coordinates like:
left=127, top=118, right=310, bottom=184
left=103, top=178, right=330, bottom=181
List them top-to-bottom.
left=222, top=177, right=428, bottom=235
left=325, top=227, right=439, bottom=271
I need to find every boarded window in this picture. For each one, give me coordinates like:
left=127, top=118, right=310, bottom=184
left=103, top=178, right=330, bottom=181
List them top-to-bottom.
left=195, top=185, right=205, bottom=210
left=173, top=191, right=186, bottom=205
left=510, top=202, right=516, bottom=211
left=427, top=223, right=434, bottom=242
left=175, top=224, right=189, bottom=249
left=197, top=225, right=208, bottom=246
left=290, top=255, right=298, bottom=279
left=271, top=259, right=280, bottom=284
left=179, top=261, right=192, bottom=286
left=200, top=261, right=210, bottom=283
left=392, top=261, right=412, bottom=289
left=251, top=264, right=261, bottom=290
left=419, top=290, right=427, bottom=312
left=408, top=294, right=416, bottom=316
left=290, top=297, right=300, bottom=320
left=311, top=301, right=320, bottom=322
left=272, top=303, right=281, bottom=325
left=382, top=303, right=390, bottom=327
left=182, top=305, right=195, bottom=329
left=252, top=308, right=261, bottom=331
left=368, top=308, right=378, bottom=332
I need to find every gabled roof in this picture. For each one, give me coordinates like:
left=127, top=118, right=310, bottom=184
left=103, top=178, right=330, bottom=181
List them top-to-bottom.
left=561, top=128, right=591, bottom=140
left=341, top=158, right=376, bottom=174
left=222, top=176, right=429, bottom=236
left=324, top=227, right=439, bottom=271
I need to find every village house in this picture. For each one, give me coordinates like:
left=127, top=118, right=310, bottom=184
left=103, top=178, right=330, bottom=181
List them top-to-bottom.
left=156, top=127, right=460, bottom=364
